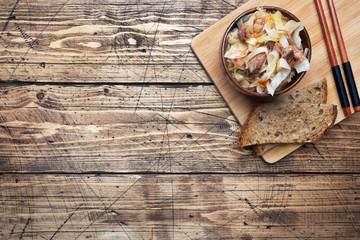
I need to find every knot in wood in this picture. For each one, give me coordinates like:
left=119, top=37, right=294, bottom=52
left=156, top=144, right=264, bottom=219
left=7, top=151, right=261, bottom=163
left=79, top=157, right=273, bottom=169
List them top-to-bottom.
left=37, top=92, right=45, bottom=100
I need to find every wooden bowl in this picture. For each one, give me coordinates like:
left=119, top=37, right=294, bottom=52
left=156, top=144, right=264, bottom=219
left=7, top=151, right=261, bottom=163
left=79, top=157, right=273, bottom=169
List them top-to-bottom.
left=221, top=6, right=312, bottom=98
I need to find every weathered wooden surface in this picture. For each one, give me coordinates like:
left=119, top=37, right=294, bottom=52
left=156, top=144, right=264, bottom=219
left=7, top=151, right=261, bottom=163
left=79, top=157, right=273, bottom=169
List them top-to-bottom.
left=0, top=0, right=246, bottom=83
left=1, top=0, right=360, bottom=239
left=1, top=84, right=360, bottom=173
left=1, top=174, right=359, bottom=240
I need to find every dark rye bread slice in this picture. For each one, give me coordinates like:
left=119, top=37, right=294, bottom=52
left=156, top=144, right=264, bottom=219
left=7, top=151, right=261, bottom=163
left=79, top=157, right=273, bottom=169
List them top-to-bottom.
left=253, top=79, right=328, bottom=156
left=238, top=103, right=337, bottom=147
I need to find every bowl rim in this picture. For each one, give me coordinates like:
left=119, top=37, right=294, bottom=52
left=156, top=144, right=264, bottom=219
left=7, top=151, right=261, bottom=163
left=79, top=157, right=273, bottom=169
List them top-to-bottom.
left=221, top=6, right=312, bottom=97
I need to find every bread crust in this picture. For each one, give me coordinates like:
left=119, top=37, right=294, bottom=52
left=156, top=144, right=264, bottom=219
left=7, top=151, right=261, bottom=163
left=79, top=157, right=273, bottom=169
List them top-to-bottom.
left=322, top=78, right=328, bottom=104
left=237, top=105, right=261, bottom=147
left=311, top=105, right=337, bottom=143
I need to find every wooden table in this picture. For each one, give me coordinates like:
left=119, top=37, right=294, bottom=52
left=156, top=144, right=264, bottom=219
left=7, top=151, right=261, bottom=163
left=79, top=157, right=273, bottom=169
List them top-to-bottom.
left=1, top=0, right=359, bottom=239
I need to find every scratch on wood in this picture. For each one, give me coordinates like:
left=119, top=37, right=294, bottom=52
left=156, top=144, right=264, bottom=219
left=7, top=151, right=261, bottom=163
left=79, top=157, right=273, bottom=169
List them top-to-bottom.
left=2, top=0, right=20, bottom=33
left=8, top=0, right=70, bottom=80
left=134, top=0, right=169, bottom=113
left=220, top=0, right=236, bottom=8
left=14, top=23, right=37, bottom=49
left=168, top=119, right=226, bottom=163
left=194, top=140, right=229, bottom=169
left=311, top=143, right=325, bottom=160
left=74, top=151, right=182, bottom=240
left=74, top=176, right=144, bottom=240
left=171, top=176, right=175, bottom=240
left=83, top=179, right=132, bottom=240
left=244, top=198, right=260, bottom=217
left=49, top=203, right=83, bottom=240
left=19, top=217, right=30, bottom=240
left=10, top=223, right=16, bottom=236
left=176, top=226, right=194, bottom=240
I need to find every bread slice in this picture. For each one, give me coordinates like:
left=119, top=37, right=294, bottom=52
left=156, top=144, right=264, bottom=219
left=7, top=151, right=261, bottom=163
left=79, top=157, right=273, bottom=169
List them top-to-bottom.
left=275, top=78, right=327, bottom=104
left=253, top=79, right=327, bottom=156
left=238, top=103, right=337, bottom=147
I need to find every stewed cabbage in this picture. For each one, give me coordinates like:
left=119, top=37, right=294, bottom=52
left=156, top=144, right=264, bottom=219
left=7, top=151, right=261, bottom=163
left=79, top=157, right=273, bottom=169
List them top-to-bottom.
left=225, top=8, right=310, bottom=95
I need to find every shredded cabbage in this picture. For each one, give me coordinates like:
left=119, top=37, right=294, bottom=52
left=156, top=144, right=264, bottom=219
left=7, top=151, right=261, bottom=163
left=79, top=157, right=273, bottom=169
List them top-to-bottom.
left=256, top=7, right=267, bottom=16
left=224, top=8, right=310, bottom=95
left=272, top=11, right=285, bottom=30
left=244, top=14, right=255, bottom=27
left=236, top=18, right=244, bottom=29
left=284, top=20, right=302, bottom=34
left=264, top=21, right=275, bottom=31
left=293, top=22, right=304, bottom=48
left=253, top=23, right=263, bottom=33
left=265, top=27, right=280, bottom=39
left=227, top=28, right=240, bottom=44
left=257, top=34, right=277, bottom=43
left=279, top=35, right=289, bottom=47
left=246, top=37, right=258, bottom=46
left=224, top=43, right=248, bottom=59
left=248, top=44, right=255, bottom=52
left=244, top=46, right=268, bottom=62
left=304, top=47, right=309, bottom=57
left=261, top=49, right=280, bottom=81
left=276, top=58, right=291, bottom=72
left=294, top=58, right=310, bottom=73
left=267, top=59, right=291, bottom=95
left=259, top=62, right=267, bottom=73
left=267, top=69, right=291, bottom=95
left=234, top=71, right=245, bottom=81
left=240, top=79, right=250, bottom=87
left=249, top=81, right=259, bottom=88
left=257, top=85, right=265, bottom=93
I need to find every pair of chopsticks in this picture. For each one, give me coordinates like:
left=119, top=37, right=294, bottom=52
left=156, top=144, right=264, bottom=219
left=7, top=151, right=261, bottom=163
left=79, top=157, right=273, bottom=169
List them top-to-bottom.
left=314, top=0, right=360, bottom=116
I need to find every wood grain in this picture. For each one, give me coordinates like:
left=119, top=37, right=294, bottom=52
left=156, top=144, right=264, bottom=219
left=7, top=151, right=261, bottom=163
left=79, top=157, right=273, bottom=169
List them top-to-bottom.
left=0, top=0, right=246, bottom=83
left=192, top=0, right=360, bottom=163
left=1, top=1, right=360, bottom=239
left=1, top=84, right=360, bottom=173
left=1, top=174, right=359, bottom=239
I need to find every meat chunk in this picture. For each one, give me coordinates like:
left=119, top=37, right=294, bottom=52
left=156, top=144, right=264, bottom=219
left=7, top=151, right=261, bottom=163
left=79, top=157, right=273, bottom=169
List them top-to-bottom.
left=238, top=24, right=250, bottom=41
left=285, top=34, right=306, bottom=62
left=285, top=34, right=298, bottom=48
left=266, top=41, right=275, bottom=50
left=280, top=45, right=294, bottom=63
left=293, top=49, right=306, bottom=63
left=248, top=52, right=267, bottom=74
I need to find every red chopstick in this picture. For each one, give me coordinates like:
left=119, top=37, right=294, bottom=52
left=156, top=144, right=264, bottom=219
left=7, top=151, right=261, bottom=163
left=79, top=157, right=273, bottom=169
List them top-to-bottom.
left=314, top=0, right=351, bottom=116
left=327, top=0, right=360, bottom=112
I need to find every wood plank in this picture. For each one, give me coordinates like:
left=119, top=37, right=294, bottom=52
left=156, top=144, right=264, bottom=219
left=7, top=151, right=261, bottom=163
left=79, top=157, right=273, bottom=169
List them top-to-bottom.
left=0, top=0, right=246, bottom=83
left=192, top=0, right=360, bottom=163
left=1, top=84, right=360, bottom=173
left=1, top=174, right=359, bottom=239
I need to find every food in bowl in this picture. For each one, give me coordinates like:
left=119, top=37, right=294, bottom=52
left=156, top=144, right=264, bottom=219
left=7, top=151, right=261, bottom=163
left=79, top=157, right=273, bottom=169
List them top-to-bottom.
left=224, top=7, right=310, bottom=96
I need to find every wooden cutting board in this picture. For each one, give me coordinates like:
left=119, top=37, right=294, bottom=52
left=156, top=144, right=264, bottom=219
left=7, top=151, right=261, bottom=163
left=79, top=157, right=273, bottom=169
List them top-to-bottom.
left=192, top=0, right=360, bottom=163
